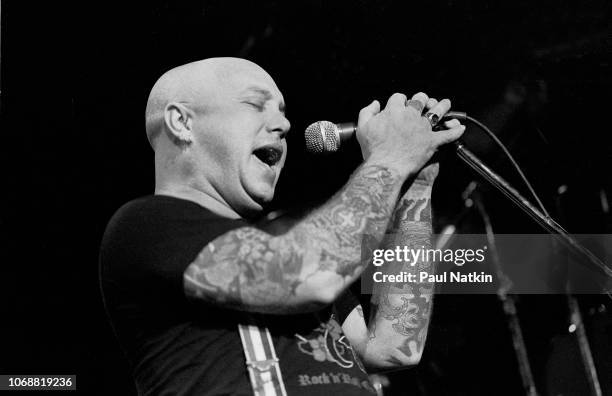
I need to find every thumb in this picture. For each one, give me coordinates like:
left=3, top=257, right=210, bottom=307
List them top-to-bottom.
left=358, top=100, right=380, bottom=127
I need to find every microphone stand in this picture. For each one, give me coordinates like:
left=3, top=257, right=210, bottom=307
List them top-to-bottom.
left=438, top=115, right=607, bottom=395
left=454, top=141, right=612, bottom=283
left=448, top=143, right=608, bottom=395
left=434, top=185, right=539, bottom=396
left=552, top=190, right=603, bottom=396
left=472, top=191, right=539, bottom=396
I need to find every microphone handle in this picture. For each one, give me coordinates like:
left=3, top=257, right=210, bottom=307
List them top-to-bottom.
left=336, top=123, right=357, bottom=143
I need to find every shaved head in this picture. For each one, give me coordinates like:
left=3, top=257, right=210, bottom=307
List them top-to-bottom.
left=145, top=57, right=274, bottom=147
left=147, top=57, right=290, bottom=218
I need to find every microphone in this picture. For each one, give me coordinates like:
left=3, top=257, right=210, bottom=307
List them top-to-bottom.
left=304, top=112, right=467, bottom=154
left=303, top=113, right=612, bottom=282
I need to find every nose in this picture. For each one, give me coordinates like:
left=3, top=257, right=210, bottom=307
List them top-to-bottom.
left=267, top=112, right=291, bottom=138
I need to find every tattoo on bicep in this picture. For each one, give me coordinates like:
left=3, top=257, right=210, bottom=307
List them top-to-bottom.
left=185, top=164, right=401, bottom=311
left=184, top=227, right=306, bottom=310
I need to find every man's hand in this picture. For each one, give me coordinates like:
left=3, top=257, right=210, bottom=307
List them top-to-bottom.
left=184, top=92, right=463, bottom=315
left=356, top=92, right=464, bottom=179
left=341, top=94, right=465, bottom=369
left=414, top=96, right=466, bottom=184
left=414, top=120, right=465, bottom=184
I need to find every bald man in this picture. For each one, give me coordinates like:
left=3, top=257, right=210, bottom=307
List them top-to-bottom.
left=100, top=58, right=464, bottom=395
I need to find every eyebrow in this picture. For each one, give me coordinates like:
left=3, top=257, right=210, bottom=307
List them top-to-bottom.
left=241, top=86, right=286, bottom=114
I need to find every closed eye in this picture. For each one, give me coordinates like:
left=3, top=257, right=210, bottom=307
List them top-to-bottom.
left=244, top=101, right=265, bottom=111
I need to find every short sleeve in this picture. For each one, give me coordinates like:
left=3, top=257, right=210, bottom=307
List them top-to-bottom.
left=100, top=196, right=247, bottom=305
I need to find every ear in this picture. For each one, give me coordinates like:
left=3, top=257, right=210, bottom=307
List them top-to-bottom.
left=163, top=102, right=195, bottom=145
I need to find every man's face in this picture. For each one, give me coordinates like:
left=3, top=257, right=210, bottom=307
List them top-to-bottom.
left=190, top=69, right=290, bottom=216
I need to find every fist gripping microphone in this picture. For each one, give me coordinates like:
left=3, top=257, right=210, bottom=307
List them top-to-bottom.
left=303, top=111, right=612, bottom=286
left=304, top=112, right=466, bottom=154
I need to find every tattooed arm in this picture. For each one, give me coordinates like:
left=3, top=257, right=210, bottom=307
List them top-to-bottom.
left=183, top=93, right=463, bottom=315
left=184, top=163, right=406, bottom=314
left=342, top=164, right=438, bottom=370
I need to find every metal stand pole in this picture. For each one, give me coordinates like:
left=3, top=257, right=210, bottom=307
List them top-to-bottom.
left=454, top=143, right=612, bottom=283
left=552, top=191, right=603, bottom=396
left=473, top=194, right=539, bottom=396
left=567, top=295, right=603, bottom=396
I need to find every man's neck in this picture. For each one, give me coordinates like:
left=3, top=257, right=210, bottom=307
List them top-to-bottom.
left=155, top=184, right=242, bottom=220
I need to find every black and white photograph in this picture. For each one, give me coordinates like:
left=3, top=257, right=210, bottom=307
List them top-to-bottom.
left=2, top=1, right=611, bottom=395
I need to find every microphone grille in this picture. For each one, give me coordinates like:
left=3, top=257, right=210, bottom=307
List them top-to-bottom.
left=304, top=121, right=339, bottom=154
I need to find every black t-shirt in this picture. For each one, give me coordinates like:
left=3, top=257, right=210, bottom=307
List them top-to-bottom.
left=100, top=195, right=375, bottom=396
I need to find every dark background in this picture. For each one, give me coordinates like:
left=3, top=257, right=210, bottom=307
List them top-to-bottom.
left=2, top=1, right=611, bottom=395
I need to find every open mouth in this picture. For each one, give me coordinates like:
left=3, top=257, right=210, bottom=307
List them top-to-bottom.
left=253, top=145, right=283, bottom=167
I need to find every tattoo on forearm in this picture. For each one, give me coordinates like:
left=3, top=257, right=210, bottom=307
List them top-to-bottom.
left=184, top=164, right=402, bottom=313
left=369, top=181, right=435, bottom=359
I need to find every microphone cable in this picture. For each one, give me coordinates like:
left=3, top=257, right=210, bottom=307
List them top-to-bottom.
left=446, top=111, right=551, bottom=218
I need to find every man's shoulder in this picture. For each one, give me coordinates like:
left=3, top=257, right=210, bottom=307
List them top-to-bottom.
left=101, top=194, right=248, bottom=257
left=111, top=194, right=202, bottom=220
left=99, top=195, right=246, bottom=282
left=101, top=195, right=200, bottom=252
left=105, top=195, right=220, bottom=233
left=107, top=195, right=155, bottom=226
